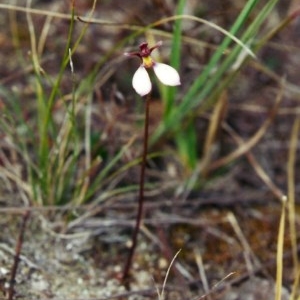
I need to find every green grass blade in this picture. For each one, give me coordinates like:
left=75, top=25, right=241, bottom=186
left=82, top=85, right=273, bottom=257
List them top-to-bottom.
left=151, top=0, right=280, bottom=145
left=163, top=0, right=186, bottom=118
left=180, top=0, right=258, bottom=106
left=39, top=3, right=76, bottom=166
left=175, top=121, right=197, bottom=168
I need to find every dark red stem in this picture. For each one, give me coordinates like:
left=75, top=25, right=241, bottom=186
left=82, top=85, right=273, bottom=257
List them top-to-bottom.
left=122, top=93, right=151, bottom=286
left=8, top=210, right=30, bottom=300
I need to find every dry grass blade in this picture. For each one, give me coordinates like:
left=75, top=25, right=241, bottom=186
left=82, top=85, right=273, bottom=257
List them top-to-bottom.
left=26, top=0, right=40, bottom=74
left=0, top=3, right=74, bottom=20
left=37, top=14, right=53, bottom=56
left=208, top=82, right=283, bottom=171
left=201, top=91, right=228, bottom=176
left=287, top=117, right=300, bottom=299
left=221, top=123, right=285, bottom=201
left=0, top=147, right=32, bottom=196
left=0, top=166, right=32, bottom=196
left=275, top=198, right=287, bottom=300
left=227, top=212, right=261, bottom=274
left=194, top=247, right=211, bottom=300
left=159, top=249, right=181, bottom=300
left=292, top=269, right=300, bottom=300
left=195, top=272, right=236, bottom=300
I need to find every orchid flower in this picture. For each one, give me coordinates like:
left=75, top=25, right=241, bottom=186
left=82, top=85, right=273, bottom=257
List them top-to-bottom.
left=124, top=41, right=181, bottom=96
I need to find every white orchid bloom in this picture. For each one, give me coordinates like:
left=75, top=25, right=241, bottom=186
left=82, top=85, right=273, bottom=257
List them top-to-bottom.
left=125, top=42, right=181, bottom=97
left=132, top=66, right=152, bottom=96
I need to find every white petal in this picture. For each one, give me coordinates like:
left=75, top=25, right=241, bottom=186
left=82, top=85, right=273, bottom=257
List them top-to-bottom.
left=153, top=63, right=181, bottom=86
left=132, top=66, right=152, bottom=96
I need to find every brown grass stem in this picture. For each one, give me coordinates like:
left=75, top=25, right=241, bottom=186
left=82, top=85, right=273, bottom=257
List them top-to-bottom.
left=122, top=93, right=151, bottom=286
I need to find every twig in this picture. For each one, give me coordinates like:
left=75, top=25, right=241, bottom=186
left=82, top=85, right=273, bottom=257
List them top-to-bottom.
left=8, top=210, right=30, bottom=300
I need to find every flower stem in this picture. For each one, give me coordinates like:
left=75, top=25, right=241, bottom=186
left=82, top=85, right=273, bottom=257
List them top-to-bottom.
left=122, top=93, right=151, bottom=286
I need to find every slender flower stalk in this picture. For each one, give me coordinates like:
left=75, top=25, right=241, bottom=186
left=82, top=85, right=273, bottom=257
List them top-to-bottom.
left=122, top=41, right=180, bottom=285
left=122, top=93, right=151, bottom=286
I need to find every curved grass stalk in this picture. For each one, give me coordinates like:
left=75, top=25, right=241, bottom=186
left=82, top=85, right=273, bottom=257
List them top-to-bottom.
left=1, top=4, right=255, bottom=58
